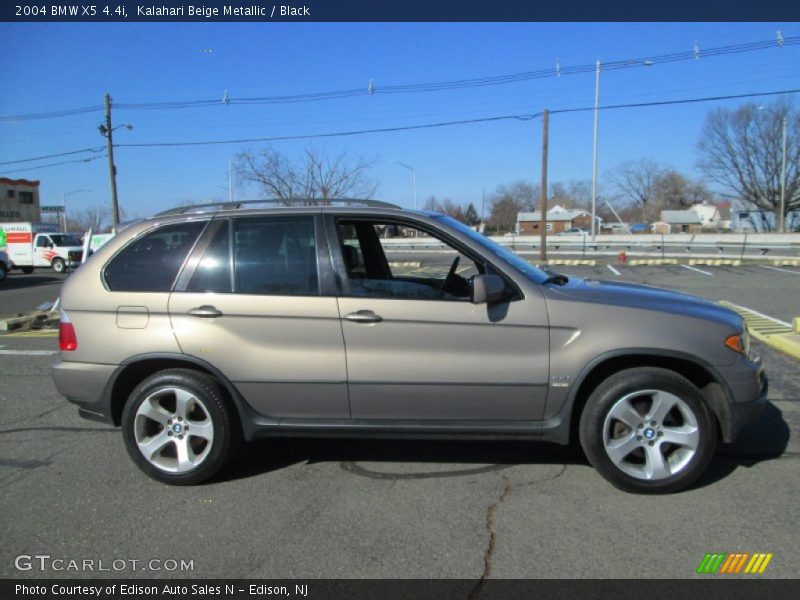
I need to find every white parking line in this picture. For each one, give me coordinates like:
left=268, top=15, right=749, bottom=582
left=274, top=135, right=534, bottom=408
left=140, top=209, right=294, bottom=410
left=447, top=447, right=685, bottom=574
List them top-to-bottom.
left=606, top=264, right=621, bottom=276
left=680, top=264, right=713, bottom=276
left=759, top=265, right=800, bottom=275
left=0, top=349, right=58, bottom=356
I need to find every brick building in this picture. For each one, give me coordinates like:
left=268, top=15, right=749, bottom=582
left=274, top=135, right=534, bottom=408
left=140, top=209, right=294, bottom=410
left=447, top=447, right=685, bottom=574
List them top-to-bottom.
left=0, top=178, right=41, bottom=222
left=516, top=205, right=593, bottom=235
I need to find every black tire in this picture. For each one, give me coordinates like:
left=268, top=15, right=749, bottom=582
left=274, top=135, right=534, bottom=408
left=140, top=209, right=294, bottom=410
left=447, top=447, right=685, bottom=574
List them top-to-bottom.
left=52, top=258, right=66, bottom=273
left=0, top=263, right=6, bottom=281
left=21, top=266, right=34, bottom=274
left=579, top=367, right=717, bottom=494
left=121, top=369, right=239, bottom=485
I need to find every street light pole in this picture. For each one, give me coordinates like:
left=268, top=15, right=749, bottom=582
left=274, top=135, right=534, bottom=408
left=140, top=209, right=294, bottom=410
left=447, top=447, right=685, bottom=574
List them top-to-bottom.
left=591, top=59, right=601, bottom=240
left=98, top=95, right=133, bottom=228
left=780, top=115, right=787, bottom=233
left=391, top=161, right=417, bottom=210
left=61, top=189, right=91, bottom=231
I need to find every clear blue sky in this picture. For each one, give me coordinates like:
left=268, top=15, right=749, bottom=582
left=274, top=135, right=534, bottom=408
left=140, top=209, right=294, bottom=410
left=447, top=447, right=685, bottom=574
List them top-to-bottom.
left=1, top=22, right=798, bottom=218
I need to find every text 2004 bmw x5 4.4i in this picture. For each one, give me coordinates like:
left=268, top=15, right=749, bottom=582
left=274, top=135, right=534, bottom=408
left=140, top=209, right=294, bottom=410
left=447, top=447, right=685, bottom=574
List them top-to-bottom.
left=52, top=199, right=767, bottom=493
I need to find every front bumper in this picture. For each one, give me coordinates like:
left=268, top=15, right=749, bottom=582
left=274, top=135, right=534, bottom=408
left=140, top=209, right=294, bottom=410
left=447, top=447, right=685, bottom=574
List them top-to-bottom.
left=717, top=355, right=768, bottom=443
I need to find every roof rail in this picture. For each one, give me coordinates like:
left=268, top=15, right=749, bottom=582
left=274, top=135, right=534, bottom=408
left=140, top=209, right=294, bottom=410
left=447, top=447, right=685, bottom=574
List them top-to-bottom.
left=155, top=198, right=400, bottom=217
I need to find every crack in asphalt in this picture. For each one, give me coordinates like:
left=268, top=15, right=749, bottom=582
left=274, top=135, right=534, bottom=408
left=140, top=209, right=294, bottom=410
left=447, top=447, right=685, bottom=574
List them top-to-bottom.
left=0, top=404, right=70, bottom=427
left=468, top=464, right=568, bottom=599
left=468, top=477, right=513, bottom=600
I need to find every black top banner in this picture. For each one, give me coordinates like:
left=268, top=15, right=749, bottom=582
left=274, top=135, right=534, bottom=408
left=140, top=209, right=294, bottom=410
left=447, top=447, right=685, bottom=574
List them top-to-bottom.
left=2, top=0, right=800, bottom=22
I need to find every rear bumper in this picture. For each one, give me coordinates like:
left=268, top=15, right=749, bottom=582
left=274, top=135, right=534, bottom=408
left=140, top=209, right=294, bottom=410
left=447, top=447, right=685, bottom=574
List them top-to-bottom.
left=51, top=360, right=116, bottom=425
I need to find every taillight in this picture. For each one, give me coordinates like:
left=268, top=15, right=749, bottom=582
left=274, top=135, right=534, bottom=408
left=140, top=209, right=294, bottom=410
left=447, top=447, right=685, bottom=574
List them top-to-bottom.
left=59, top=310, right=78, bottom=351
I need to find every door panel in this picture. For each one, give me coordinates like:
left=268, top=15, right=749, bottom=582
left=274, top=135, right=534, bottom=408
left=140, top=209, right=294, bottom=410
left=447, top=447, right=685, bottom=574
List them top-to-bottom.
left=168, top=215, right=349, bottom=420
left=330, top=216, right=550, bottom=421
left=169, top=293, right=348, bottom=419
left=339, top=296, right=549, bottom=421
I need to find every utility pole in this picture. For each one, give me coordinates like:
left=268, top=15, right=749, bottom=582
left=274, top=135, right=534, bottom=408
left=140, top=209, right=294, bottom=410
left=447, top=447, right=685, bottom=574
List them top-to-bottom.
left=591, top=59, right=601, bottom=240
left=104, top=93, right=121, bottom=226
left=539, top=109, right=549, bottom=262
left=780, top=115, right=787, bottom=233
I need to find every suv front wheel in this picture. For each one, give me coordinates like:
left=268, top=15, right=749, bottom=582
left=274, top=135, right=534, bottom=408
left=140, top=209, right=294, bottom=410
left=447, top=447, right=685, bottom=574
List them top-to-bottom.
left=579, top=367, right=717, bottom=494
left=121, top=369, right=239, bottom=485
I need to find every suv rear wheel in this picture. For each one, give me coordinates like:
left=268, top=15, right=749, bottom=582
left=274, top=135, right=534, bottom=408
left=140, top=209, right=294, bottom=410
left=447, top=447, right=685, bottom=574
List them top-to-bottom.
left=579, top=367, right=717, bottom=494
left=121, top=369, right=239, bottom=485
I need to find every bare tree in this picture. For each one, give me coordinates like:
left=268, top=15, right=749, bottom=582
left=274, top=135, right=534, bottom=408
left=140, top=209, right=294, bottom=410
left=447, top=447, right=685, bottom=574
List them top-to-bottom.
left=697, top=99, right=799, bottom=219
left=236, top=146, right=379, bottom=203
left=606, top=159, right=664, bottom=222
left=653, top=170, right=713, bottom=211
left=486, top=180, right=540, bottom=233
left=422, top=196, right=469, bottom=222
left=66, top=205, right=111, bottom=232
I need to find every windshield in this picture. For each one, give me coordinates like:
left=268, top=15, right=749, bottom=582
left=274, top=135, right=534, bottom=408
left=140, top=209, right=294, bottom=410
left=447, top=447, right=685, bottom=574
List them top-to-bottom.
left=433, top=215, right=548, bottom=284
left=50, top=234, right=82, bottom=247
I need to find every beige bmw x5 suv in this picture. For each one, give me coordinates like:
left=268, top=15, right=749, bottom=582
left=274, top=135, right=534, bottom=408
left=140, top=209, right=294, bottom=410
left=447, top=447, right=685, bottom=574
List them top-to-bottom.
left=53, top=199, right=767, bottom=493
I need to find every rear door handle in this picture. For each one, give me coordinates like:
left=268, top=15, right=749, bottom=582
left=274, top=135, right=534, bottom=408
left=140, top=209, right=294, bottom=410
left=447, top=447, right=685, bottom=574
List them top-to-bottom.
left=188, top=305, right=223, bottom=318
left=344, top=310, right=383, bottom=324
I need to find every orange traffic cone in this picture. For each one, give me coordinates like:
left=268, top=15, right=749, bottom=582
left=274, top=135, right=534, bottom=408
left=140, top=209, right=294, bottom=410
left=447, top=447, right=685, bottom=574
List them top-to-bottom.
left=618, top=250, right=627, bottom=263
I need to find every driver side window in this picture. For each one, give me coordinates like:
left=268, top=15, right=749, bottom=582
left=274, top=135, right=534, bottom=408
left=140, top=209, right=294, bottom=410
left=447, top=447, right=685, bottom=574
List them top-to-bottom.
left=336, top=220, right=481, bottom=301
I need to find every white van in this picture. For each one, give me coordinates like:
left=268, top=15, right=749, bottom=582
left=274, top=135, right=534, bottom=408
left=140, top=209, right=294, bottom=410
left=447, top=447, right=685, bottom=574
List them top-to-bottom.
left=0, top=222, right=83, bottom=273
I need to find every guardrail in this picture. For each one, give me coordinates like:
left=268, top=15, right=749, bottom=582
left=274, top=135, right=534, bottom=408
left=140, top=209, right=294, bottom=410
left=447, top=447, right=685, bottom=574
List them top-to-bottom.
left=380, top=233, right=800, bottom=259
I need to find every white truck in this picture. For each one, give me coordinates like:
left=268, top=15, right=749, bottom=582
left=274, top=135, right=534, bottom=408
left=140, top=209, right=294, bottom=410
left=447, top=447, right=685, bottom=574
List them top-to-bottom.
left=0, top=222, right=83, bottom=273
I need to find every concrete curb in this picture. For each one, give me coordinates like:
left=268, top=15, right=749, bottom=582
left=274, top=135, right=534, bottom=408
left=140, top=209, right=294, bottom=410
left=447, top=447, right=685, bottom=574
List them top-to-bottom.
left=542, top=259, right=597, bottom=266
left=627, top=259, right=678, bottom=266
left=688, top=259, right=742, bottom=266
left=774, top=259, right=800, bottom=266
left=388, top=261, right=422, bottom=268
left=720, top=302, right=800, bottom=361
left=0, top=310, right=59, bottom=333
left=768, top=333, right=800, bottom=360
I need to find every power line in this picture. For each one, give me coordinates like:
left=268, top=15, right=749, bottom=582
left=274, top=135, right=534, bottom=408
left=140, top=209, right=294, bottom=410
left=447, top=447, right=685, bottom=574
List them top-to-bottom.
left=1, top=34, right=795, bottom=122
left=112, top=35, right=798, bottom=109
left=2, top=87, right=797, bottom=165
left=113, top=87, right=799, bottom=150
left=550, top=87, right=800, bottom=116
left=0, top=105, right=102, bottom=123
left=115, top=114, right=541, bottom=148
left=0, top=147, right=105, bottom=167
left=7, top=154, right=107, bottom=174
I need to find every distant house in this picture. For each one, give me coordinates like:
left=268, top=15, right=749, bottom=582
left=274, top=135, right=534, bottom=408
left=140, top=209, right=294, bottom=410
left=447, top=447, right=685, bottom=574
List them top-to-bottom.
left=660, top=202, right=723, bottom=233
left=516, top=205, right=594, bottom=235
left=732, top=207, right=800, bottom=232
left=650, top=221, right=671, bottom=235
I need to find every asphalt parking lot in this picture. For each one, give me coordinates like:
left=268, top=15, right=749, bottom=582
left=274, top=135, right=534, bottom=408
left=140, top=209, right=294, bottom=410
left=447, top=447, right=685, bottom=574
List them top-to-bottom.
left=1, top=262, right=798, bottom=579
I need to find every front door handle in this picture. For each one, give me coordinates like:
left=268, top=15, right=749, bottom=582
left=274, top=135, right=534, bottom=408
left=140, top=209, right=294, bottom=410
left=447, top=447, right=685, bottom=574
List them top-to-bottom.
left=188, top=305, right=223, bottom=318
left=344, top=310, right=383, bottom=324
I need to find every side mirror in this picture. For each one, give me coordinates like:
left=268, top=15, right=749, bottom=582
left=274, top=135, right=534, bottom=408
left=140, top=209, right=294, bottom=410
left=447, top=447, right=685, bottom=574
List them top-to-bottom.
left=471, top=274, right=507, bottom=305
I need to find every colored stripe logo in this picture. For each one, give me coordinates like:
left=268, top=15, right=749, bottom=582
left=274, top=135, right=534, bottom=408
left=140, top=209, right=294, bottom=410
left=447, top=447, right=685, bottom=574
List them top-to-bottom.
left=696, top=553, right=773, bottom=574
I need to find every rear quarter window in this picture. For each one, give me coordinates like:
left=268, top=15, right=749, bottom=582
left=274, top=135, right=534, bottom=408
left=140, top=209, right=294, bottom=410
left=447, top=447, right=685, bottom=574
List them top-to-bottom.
left=104, top=221, right=207, bottom=292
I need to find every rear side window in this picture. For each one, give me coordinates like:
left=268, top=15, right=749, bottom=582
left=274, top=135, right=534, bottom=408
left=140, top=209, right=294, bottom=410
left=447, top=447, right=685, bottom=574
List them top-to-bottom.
left=233, top=216, right=319, bottom=296
left=104, top=221, right=207, bottom=292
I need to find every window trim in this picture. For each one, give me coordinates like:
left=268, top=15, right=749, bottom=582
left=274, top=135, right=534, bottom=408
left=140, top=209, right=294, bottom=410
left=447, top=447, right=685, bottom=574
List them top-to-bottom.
left=324, top=214, right=523, bottom=303
left=173, top=218, right=229, bottom=293
left=101, top=219, right=211, bottom=293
